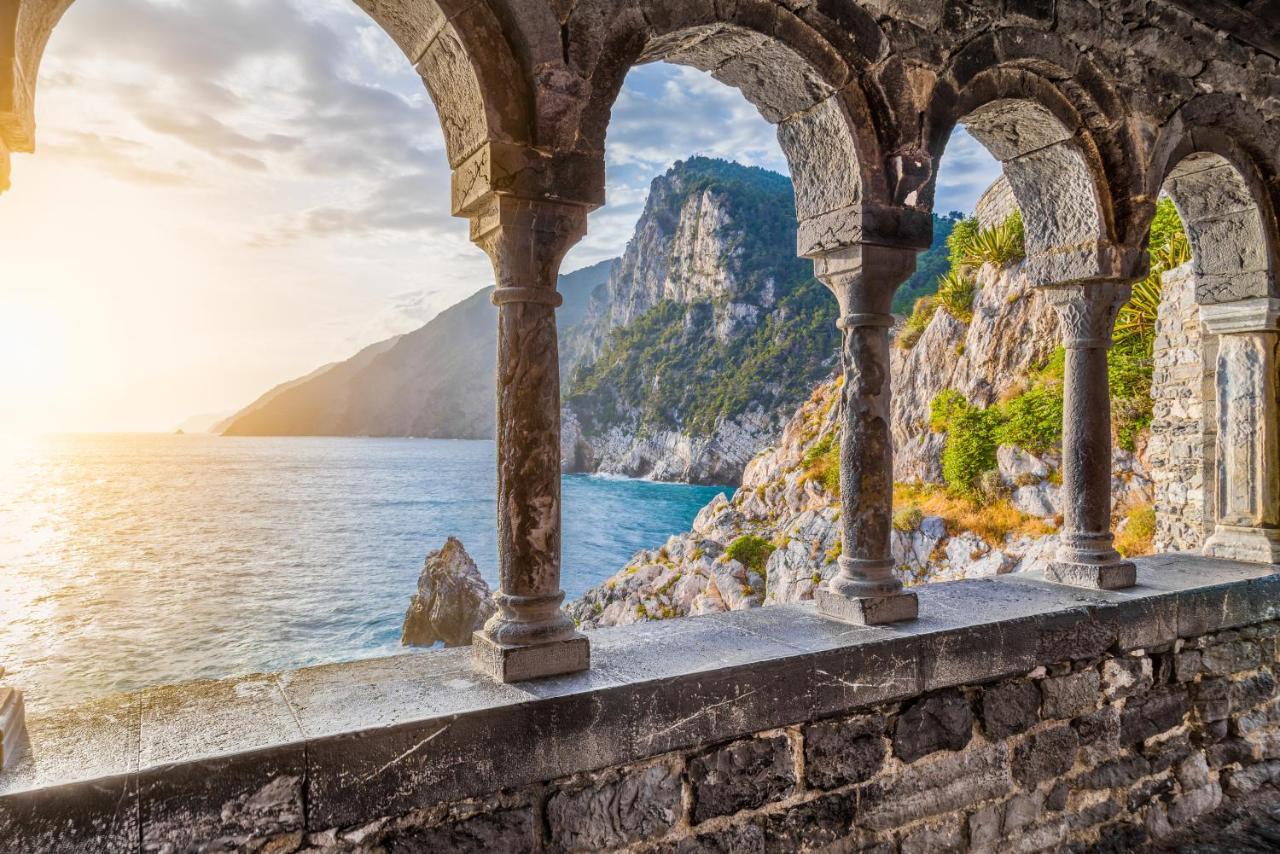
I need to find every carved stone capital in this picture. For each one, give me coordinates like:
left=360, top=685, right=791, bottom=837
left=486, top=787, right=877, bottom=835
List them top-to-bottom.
left=452, top=144, right=604, bottom=218
left=470, top=194, right=589, bottom=293
left=812, top=244, right=918, bottom=319
left=1045, top=282, right=1132, bottom=349
left=1200, top=297, right=1280, bottom=335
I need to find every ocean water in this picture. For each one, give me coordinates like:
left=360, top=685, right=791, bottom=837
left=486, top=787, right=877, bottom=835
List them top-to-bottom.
left=0, top=434, right=727, bottom=714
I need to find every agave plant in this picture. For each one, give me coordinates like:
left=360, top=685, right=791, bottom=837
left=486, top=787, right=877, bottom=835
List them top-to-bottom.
left=958, top=212, right=1026, bottom=269
left=936, top=270, right=977, bottom=322
left=1115, top=275, right=1162, bottom=348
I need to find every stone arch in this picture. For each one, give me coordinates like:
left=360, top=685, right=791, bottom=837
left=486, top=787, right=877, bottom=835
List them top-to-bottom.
left=0, top=0, right=533, bottom=192
left=560, top=0, right=918, bottom=256
left=922, top=35, right=1142, bottom=285
left=1144, top=99, right=1280, bottom=562
left=1150, top=102, right=1280, bottom=305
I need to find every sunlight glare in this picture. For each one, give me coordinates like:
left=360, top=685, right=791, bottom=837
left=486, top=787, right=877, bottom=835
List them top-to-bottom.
left=0, top=294, right=72, bottom=403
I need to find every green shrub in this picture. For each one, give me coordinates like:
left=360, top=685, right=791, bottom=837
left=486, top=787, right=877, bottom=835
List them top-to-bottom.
left=936, top=270, right=977, bottom=322
left=898, top=295, right=939, bottom=349
left=931, top=349, right=1065, bottom=499
left=993, top=385, right=1063, bottom=454
left=929, top=389, right=971, bottom=432
left=930, top=393, right=999, bottom=497
left=942, top=407, right=998, bottom=497
left=802, top=433, right=841, bottom=493
left=893, top=506, right=924, bottom=533
left=726, top=534, right=775, bottom=575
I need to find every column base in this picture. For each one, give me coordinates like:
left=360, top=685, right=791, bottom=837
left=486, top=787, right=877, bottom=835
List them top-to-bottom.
left=1203, top=525, right=1280, bottom=564
left=1045, top=560, right=1136, bottom=590
left=815, top=588, right=918, bottom=626
left=471, top=631, right=590, bottom=683
left=1, top=686, right=27, bottom=770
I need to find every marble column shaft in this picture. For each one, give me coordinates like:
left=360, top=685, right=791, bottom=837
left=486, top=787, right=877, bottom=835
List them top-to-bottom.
left=470, top=196, right=591, bottom=681
left=1045, top=282, right=1136, bottom=589
left=1201, top=298, right=1280, bottom=563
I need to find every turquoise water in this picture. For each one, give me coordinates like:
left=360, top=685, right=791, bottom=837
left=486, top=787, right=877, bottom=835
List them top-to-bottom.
left=0, top=435, right=726, bottom=713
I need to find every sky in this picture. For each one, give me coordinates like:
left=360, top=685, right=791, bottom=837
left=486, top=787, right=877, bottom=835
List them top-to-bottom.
left=0, top=0, right=999, bottom=433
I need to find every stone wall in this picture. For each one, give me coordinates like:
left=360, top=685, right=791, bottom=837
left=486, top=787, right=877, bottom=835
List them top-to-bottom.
left=973, top=176, right=1019, bottom=230
left=1150, top=264, right=1216, bottom=552
left=4, top=558, right=1277, bottom=853
left=234, top=618, right=1280, bottom=853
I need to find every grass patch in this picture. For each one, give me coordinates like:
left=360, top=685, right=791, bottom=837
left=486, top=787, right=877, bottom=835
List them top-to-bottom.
left=898, top=295, right=938, bottom=350
left=802, top=432, right=840, bottom=492
left=894, top=483, right=1054, bottom=546
left=1115, top=503, right=1156, bottom=557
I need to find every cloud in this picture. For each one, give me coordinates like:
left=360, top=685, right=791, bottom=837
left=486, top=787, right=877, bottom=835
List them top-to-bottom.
left=44, top=0, right=445, bottom=202
left=935, top=127, right=1003, bottom=215
left=40, top=130, right=197, bottom=187
left=253, top=170, right=457, bottom=246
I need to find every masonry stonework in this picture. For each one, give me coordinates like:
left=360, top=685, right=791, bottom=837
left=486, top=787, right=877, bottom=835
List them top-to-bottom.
left=1150, top=264, right=1215, bottom=552
left=192, top=618, right=1280, bottom=853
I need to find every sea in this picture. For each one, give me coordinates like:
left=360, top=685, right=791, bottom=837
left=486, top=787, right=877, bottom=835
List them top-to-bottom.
left=0, top=434, right=727, bottom=714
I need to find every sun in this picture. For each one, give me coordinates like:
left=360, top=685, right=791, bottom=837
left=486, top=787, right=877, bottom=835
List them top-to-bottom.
left=0, top=294, right=72, bottom=402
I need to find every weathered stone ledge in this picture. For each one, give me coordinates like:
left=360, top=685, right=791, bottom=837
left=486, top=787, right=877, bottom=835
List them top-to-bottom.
left=1, top=555, right=1277, bottom=852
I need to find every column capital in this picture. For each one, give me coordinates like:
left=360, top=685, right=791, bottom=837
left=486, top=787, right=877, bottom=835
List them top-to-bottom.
left=469, top=194, right=589, bottom=292
left=811, top=244, right=918, bottom=320
left=1045, top=281, right=1132, bottom=349
left=1200, top=297, right=1280, bottom=335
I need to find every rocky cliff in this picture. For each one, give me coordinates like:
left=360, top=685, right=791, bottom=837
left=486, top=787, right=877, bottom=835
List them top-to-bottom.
left=561, top=158, right=838, bottom=484
left=219, top=260, right=613, bottom=438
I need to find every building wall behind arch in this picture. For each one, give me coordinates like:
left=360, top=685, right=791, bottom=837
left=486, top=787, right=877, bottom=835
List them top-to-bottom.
left=1149, top=263, right=1217, bottom=551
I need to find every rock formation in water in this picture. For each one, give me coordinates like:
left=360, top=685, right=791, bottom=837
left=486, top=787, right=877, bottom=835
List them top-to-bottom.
left=401, top=537, right=495, bottom=647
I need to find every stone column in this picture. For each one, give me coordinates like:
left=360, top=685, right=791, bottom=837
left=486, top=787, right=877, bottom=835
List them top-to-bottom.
left=470, top=195, right=591, bottom=682
left=813, top=246, right=920, bottom=625
left=1045, top=282, right=1136, bottom=589
left=1201, top=298, right=1280, bottom=563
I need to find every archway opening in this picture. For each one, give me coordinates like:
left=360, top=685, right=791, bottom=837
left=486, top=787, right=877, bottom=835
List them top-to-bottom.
left=0, top=0, right=501, bottom=715
left=561, top=39, right=868, bottom=625
left=890, top=99, right=1194, bottom=583
left=1147, top=150, right=1276, bottom=557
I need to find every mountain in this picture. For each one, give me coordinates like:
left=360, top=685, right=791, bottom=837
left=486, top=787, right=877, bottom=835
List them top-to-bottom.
left=219, top=158, right=957, bottom=478
left=559, top=158, right=963, bottom=485
left=219, top=259, right=613, bottom=438
left=176, top=411, right=235, bottom=434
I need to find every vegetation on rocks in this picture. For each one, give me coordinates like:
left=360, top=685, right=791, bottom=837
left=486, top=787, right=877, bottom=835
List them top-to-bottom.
left=891, top=212, right=965, bottom=314
left=898, top=212, right=1026, bottom=348
left=929, top=351, right=1064, bottom=498
left=801, top=432, right=840, bottom=492
left=1115, top=503, right=1157, bottom=557
left=725, top=534, right=775, bottom=576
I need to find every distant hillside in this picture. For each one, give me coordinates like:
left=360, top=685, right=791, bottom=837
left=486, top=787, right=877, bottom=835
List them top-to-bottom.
left=219, top=259, right=613, bottom=438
